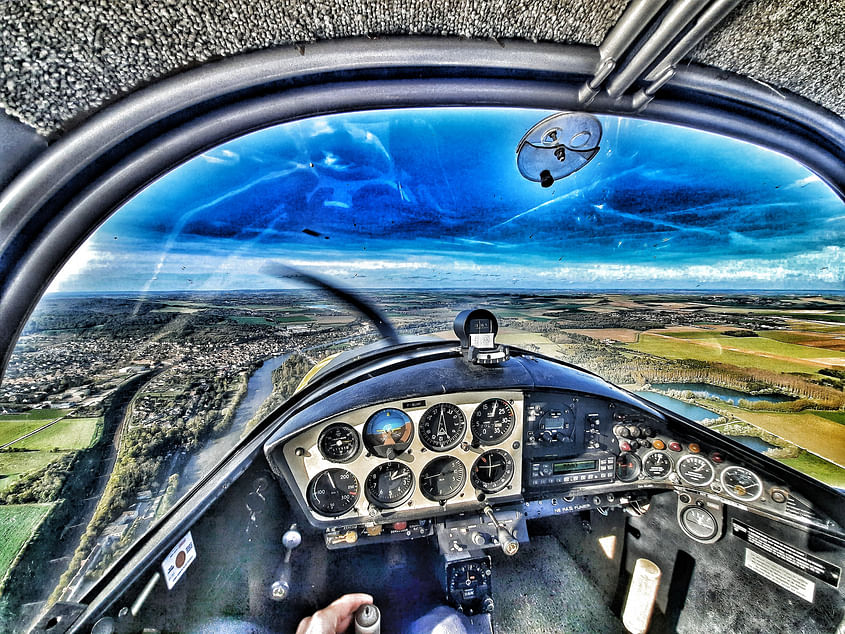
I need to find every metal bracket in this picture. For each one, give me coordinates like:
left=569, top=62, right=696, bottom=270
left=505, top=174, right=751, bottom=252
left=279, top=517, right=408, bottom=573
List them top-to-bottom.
left=580, top=0, right=745, bottom=112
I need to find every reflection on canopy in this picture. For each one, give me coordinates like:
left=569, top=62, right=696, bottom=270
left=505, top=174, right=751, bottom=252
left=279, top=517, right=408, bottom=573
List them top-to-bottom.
left=52, top=109, right=845, bottom=294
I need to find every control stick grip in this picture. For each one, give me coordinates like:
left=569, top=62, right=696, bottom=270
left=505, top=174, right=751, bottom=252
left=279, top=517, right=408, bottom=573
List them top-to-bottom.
left=482, top=506, right=519, bottom=556
left=354, top=604, right=381, bottom=634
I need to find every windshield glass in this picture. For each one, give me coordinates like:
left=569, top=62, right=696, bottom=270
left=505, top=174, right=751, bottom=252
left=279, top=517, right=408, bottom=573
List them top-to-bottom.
left=1, top=107, right=844, bottom=626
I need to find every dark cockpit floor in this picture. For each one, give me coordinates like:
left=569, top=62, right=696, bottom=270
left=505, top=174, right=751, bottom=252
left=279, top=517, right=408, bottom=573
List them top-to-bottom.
left=491, top=535, right=625, bottom=633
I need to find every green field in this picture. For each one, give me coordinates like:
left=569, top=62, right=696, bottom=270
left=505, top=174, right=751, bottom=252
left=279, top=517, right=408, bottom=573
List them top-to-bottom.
left=273, top=315, right=312, bottom=323
left=228, top=316, right=273, bottom=325
left=628, top=332, right=830, bottom=375
left=714, top=404, right=845, bottom=467
left=0, top=410, right=72, bottom=446
left=811, top=410, right=845, bottom=426
left=11, top=418, right=98, bottom=451
left=0, top=421, right=46, bottom=446
left=0, top=452, right=67, bottom=489
left=777, top=453, right=845, bottom=489
left=0, top=504, right=52, bottom=580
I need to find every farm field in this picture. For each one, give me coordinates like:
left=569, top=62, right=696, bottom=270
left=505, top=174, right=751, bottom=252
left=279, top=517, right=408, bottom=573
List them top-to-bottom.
left=627, top=331, right=836, bottom=375
left=714, top=404, right=845, bottom=468
left=0, top=409, right=71, bottom=446
left=10, top=418, right=99, bottom=451
left=0, top=452, right=66, bottom=489
left=776, top=453, right=845, bottom=489
left=0, top=504, right=51, bottom=583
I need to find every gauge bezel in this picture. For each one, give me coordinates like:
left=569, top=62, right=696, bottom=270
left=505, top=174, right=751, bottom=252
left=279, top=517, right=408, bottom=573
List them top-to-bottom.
left=470, top=398, right=516, bottom=445
left=419, top=402, right=467, bottom=451
left=363, top=407, right=415, bottom=458
left=317, top=422, right=361, bottom=463
left=470, top=448, right=515, bottom=493
left=641, top=450, right=674, bottom=480
left=615, top=451, right=642, bottom=483
left=676, top=454, right=715, bottom=487
left=420, top=456, right=467, bottom=502
left=364, top=461, right=415, bottom=509
left=720, top=465, right=763, bottom=502
left=306, top=468, right=360, bottom=517
left=679, top=505, right=719, bottom=541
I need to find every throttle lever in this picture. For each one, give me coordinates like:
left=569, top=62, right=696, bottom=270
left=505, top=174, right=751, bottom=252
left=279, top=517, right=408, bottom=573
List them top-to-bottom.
left=482, top=506, right=519, bottom=556
left=270, top=524, right=302, bottom=601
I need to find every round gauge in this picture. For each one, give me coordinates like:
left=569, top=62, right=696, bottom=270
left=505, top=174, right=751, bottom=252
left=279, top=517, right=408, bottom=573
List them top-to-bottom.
left=470, top=398, right=516, bottom=445
left=419, top=403, right=467, bottom=451
left=363, top=408, right=414, bottom=459
left=318, top=423, right=361, bottom=463
left=470, top=449, right=515, bottom=493
left=642, top=451, right=673, bottom=479
left=615, top=452, right=641, bottom=482
left=677, top=454, right=715, bottom=487
left=420, top=456, right=467, bottom=501
left=364, top=461, right=415, bottom=509
left=720, top=466, right=763, bottom=501
left=307, top=468, right=359, bottom=517
left=680, top=505, right=719, bottom=541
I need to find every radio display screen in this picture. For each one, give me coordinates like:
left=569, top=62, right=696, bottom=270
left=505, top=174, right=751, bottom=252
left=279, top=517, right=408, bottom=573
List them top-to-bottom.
left=553, top=459, right=597, bottom=474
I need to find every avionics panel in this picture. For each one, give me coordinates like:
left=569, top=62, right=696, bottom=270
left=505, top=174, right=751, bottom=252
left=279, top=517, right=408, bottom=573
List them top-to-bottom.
left=523, top=391, right=618, bottom=490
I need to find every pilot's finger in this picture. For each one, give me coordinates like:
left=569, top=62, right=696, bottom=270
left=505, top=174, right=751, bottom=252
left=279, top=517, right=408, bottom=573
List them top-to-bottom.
left=296, top=593, right=374, bottom=634
left=328, top=593, right=374, bottom=632
left=294, top=615, right=312, bottom=634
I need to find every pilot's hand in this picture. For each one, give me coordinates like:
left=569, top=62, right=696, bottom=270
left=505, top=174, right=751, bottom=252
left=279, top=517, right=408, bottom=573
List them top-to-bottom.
left=296, top=593, right=374, bottom=634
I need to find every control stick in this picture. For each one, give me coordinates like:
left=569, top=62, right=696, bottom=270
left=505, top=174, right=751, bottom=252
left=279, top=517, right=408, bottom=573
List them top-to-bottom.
left=482, top=506, right=519, bottom=556
left=270, top=524, right=302, bottom=601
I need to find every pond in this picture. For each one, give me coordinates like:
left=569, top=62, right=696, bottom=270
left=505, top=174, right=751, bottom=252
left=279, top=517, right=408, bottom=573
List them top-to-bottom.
left=650, top=382, right=794, bottom=405
left=633, top=391, right=720, bottom=423
left=723, top=435, right=777, bottom=452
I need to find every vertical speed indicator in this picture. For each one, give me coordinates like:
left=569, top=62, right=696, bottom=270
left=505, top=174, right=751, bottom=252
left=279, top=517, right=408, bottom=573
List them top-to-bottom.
left=470, top=398, right=516, bottom=445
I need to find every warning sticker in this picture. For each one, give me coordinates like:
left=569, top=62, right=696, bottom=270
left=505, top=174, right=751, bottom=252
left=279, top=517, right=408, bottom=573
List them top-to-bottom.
left=783, top=496, right=825, bottom=525
left=732, top=520, right=841, bottom=587
left=162, top=531, right=196, bottom=590
left=745, top=549, right=815, bottom=602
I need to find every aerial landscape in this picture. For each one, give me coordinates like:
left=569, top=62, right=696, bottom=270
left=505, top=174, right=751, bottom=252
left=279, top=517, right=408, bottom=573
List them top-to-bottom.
left=2, top=108, right=845, bottom=628
left=1, top=288, right=844, bottom=626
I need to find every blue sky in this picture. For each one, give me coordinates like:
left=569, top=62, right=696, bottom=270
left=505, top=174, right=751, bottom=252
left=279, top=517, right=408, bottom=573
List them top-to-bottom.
left=50, top=108, right=845, bottom=293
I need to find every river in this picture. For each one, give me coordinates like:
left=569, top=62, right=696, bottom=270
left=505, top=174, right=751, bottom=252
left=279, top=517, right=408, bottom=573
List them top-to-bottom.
left=177, top=353, right=289, bottom=493
left=649, top=382, right=794, bottom=405
left=633, top=390, right=778, bottom=453
left=634, top=391, right=720, bottom=422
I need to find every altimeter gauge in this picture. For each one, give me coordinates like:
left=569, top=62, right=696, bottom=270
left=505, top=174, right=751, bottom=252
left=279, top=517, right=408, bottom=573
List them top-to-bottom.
left=365, top=462, right=415, bottom=509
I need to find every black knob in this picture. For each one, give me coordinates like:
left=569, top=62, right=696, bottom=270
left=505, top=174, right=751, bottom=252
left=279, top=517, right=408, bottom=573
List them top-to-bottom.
left=539, top=431, right=553, bottom=443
